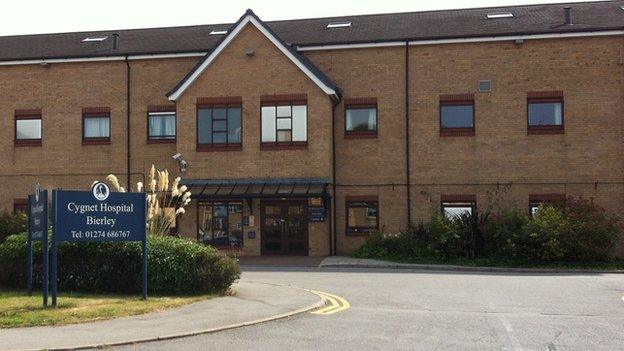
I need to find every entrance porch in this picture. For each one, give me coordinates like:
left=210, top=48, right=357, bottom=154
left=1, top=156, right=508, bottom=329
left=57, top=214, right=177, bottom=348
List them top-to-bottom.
left=180, top=178, right=331, bottom=256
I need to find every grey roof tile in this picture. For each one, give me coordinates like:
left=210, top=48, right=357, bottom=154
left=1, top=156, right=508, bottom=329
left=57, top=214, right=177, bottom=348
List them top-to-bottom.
left=0, top=1, right=622, bottom=61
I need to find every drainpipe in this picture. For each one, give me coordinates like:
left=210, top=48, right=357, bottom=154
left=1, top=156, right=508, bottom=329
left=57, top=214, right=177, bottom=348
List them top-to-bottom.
left=404, top=41, right=412, bottom=227
left=125, top=56, right=131, bottom=190
left=331, top=98, right=340, bottom=256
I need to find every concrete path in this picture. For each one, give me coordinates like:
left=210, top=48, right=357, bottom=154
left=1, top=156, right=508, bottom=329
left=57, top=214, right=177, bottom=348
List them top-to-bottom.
left=320, top=255, right=624, bottom=273
left=0, top=281, right=323, bottom=351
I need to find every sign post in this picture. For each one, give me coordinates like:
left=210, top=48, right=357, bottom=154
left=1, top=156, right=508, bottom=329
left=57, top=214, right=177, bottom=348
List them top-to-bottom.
left=51, top=182, right=148, bottom=306
left=27, top=184, right=48, bottom=306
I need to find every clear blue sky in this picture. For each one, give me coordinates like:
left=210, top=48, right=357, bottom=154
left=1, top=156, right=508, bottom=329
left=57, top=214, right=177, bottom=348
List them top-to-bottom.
left=1, top=0, right=599, bottom=36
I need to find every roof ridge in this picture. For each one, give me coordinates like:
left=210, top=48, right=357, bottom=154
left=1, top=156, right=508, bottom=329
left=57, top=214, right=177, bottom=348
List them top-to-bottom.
left=0, top=0, right=619, bottom=39
left=264, top=0, right=620, bottom=23
left=0, top=22, right=233, bottom=39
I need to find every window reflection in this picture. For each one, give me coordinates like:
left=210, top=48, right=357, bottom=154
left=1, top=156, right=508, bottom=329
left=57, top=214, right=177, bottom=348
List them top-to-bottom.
left=198, top=201, right=243, bottom=248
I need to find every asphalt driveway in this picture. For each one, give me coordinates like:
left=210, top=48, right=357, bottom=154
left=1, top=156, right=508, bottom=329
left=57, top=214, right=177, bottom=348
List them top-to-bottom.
left=114, top=267, right=624, bottom=351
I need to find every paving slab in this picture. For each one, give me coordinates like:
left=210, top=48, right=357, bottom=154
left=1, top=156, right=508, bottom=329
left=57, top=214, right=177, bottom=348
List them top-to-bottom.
left=0, top=281, right=322, bottom=351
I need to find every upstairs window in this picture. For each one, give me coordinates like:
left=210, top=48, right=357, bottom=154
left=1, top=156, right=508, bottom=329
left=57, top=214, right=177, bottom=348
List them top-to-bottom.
left=527, top=91, right=564, bottom=134
left=261, top=94, right=307, bottom=149
left=439, top=94, right=475, bottom=137
left=196, top=97, right=242, bottom=151
left=345, top=98, right=377, bottom=138
left=147, top=105, right=176, bottom=143
left=82, top=107, right=111, bottom=145
left=15, top=109, right=42, bottom=146
left=441, top=195, right=477, bottom=219
left=346, top=196, right=379, bottom=235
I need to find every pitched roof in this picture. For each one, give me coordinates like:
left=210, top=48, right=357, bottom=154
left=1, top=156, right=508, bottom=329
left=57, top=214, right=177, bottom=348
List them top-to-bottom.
left=0, top=1, right=622, bottom=62
left=166, top=10, right=340, bottom=101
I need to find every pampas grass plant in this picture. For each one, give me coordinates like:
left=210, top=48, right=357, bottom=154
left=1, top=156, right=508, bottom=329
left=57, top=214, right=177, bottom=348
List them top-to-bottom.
left=103, top=165, right=191, bottom=236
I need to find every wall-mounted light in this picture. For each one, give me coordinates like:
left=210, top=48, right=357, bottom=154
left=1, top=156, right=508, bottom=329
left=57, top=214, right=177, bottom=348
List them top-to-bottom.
left=245, top=48, right=255, bottom=57
left=172, top=153, right=188, bottom=173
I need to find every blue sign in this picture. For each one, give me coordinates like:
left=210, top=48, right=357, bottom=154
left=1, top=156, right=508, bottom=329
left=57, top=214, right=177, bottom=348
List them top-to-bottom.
left=51, top=183, right=149, bottom=305
left=27, top=186, right=49, bottom=303
left=54, top=186, right=147, bottom=243
left=29, top=189, right=48, bottom=241
left=308, top=207, right=326, bottom=222
left=247, top=231, right=256, bottom=239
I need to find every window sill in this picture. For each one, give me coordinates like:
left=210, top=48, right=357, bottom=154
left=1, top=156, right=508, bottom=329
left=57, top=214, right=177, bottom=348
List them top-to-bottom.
left=527, top=126, right=564, bottom=135
left=440, top=128, right=475, bottom=137
left=344, top=131, right=378, bottom=139
left=83, top=138, right=111, bottom=145
left=147, top=138, right=176, bottom=144
left=14, top=140, right=42, bottom=147
left=261, top=142, right=308, bottom=150
left=196, top=143, right=242, bottom=152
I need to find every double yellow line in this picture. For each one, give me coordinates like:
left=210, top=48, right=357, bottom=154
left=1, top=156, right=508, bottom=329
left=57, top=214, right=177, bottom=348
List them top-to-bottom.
left=310, top=290, right=350, bottom=315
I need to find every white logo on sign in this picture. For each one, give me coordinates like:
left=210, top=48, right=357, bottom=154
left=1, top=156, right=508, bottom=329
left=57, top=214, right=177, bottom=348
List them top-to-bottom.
left=92, top=182, right=110, bottom=201
left=35, top=183, right=41, bottom=202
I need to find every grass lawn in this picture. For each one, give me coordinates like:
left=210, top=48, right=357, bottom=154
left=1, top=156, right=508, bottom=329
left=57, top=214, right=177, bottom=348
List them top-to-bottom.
left=0, top=290, right=214, bottom=328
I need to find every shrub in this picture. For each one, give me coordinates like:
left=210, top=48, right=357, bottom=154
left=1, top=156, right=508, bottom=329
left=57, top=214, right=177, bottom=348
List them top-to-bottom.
left=354, top=196, right=622, bottom=264
left=555, top=197, right=621, bottom=261
left=518, top=205, right=566, bottom=261
left=483, top=209, right=532, bottom=259
left=0, top=210, right=27, bottom=244
left=455, top=210, right=490, bottom=258
left=426, top=213, right=464, bottom=259
left=353, top=229, right=426, bottom=259
left=383, top=230, right=422, bottom=258
left=353, top=231, right=388, bottom=258
left=0, top=234, right=240, bottom=295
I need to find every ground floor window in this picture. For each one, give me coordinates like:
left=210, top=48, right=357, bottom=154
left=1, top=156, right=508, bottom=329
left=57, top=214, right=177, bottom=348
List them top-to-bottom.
left=529, top=193, right=565, bottom=216
left=441, top=195, right=476, bottom=219
left=346, top=196, right=379, bottom=235
left=13, top=198, right=28, bottom=214
left=197, top=201, right=243, bottom=248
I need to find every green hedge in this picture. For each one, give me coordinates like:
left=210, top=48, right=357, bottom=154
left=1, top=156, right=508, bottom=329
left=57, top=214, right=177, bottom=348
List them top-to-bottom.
left=355, top=196, right=622, bottom=264
left=0, top=211, right=27, bottom=244
left=0, top=234, right=240, bottom=295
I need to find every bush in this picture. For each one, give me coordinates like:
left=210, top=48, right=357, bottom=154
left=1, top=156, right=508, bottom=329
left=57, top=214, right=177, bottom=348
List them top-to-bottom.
left=354, top=196, right=622, bottom=264
left=555, top=197, right=621, bottom=261
left=519, top=206, right=566, bottom=261
left=483, top=209, right=531, bottom=258
left=0, top=210, right=27, bottom=244
left=426, top=213, right=463, bottom=259
left=353, top=228, right=426, bottom=259
left=353, top=231, right=388, bottom=258
left=0, top=234, right=240, bottom=295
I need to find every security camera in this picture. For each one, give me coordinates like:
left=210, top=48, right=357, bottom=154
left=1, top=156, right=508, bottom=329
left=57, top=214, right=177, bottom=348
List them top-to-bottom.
left=172, top=153, right=188, bottom=173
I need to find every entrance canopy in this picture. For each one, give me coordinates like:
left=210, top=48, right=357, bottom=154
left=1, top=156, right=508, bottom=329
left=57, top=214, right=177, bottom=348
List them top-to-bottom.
left=181, top=178, right=330, bottom=200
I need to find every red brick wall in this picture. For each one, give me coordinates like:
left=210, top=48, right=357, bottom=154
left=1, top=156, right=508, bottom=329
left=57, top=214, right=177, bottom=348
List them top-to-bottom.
left=0, top=32, right=622, bottom=256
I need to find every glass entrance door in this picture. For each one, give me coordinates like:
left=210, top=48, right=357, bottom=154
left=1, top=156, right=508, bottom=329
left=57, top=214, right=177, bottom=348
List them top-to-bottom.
left=261, top=201, right=308, bottom=255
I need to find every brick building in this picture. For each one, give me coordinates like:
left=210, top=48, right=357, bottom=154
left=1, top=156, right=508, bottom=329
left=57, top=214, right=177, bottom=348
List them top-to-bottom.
left=1, top=1, right=623, bottom=256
